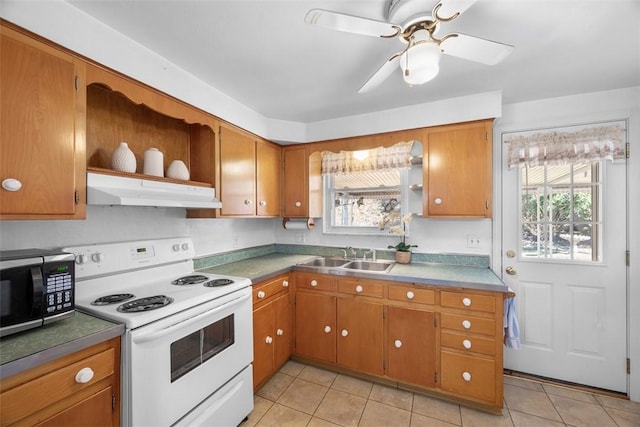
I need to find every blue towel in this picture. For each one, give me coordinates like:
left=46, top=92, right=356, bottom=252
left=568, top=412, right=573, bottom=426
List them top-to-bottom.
left=504, top=295, right=521, bottom=349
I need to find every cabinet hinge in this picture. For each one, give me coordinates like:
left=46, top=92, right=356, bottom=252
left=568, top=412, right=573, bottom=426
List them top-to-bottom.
left=75, top=75, right=79, bottom=91
left=485, top=131, right=489, bottom=141
left=626, top=142, right=630, bottom=159
left=74, top=190, right=80, bottom=205
left=485, top=200, right=489, bottom=210
left=627, top=250, right=631, bottom=267
left=434, top=316, right=438, bottom=328
left=628, top=358, right=631, bottom=374
left=383, top=360, right=386, bottom=371
left=434, top=371, right=438, bottom=383
left=112, top=393, right=116, bottom=411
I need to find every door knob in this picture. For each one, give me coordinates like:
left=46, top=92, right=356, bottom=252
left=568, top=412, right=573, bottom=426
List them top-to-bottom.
left=505, top=266, right=517, bottom=275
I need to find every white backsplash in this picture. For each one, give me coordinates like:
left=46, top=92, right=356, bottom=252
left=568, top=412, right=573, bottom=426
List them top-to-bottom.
left=0, top=207, right=491, bottom=256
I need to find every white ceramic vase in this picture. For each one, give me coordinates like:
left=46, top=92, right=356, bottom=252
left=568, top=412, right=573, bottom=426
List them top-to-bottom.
left=111, top=142, right=137, bottom=173
left=143, top=148, right=164, bottom=177
left=166, top=160, right=190, bottom=180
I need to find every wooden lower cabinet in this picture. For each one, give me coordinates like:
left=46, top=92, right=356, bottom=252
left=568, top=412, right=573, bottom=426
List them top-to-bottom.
left=291, top=271, right=506, bottom=412
left=252, top=274, right=292, bottom=390
left=336, top=298, right=384, bottom=375
left=387, top=306, right=437, bottom=388
left=0, top=337, right=121, bottom=426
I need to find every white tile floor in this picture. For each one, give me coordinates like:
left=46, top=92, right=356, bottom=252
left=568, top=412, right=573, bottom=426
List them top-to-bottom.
left=243, top=361, right=640, bottom=427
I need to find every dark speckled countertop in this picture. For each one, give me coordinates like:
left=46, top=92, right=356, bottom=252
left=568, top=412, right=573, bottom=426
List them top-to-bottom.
left=198, top=252, right=508, bottom=292
left=0, top=312, right=124, bottom=380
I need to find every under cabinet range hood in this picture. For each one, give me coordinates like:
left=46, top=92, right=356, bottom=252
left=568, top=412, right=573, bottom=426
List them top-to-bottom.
left=87, top=172, right=222, bottom=209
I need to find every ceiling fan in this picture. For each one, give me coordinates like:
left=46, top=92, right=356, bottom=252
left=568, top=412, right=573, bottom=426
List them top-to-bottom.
left=304, top=0, right=514, bottom=93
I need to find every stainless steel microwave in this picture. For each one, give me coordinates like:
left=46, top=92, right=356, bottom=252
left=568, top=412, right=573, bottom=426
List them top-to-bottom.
left=0, top=249, right=75, bottom=338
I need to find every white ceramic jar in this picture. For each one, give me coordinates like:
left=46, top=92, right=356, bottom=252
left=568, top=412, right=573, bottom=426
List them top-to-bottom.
left=111, top=142, right=137, bottom=173
left=143, top=148, right=164, bottom=177
left=166, top=160, right=190, bottom=180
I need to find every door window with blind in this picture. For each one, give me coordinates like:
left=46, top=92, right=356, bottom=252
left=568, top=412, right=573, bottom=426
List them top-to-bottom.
left=505, top=120, right=626, bottom=263
left=322, top=141, right=414, bottom=235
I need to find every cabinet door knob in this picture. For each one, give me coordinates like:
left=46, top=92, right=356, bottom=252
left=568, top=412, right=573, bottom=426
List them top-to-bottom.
left=1, top=178, right=22, bottom=192
left=434, top=197, right=442, bottom=205
left=244, top=199, right=252, bottom=205
left=259, top=200, right=267, bottom=206
left=295, top=201, right=302, bottom=207
left=282, top=280, right=289, bottom=288
left=310, top=280, right=318, bottom=287
left=355, top=285, right=363, bottom=293
left=257, top=290, right=266, bottom=299
left=406, top=291, right=415, bottom=300
left=462, top=297, right=472, bottom=307
left=462, top=320, right=472, bottom=329
left=324, top=325, right=332, bottom=333
left=276, top=328, right=284, bottom=336
left=341, top=329, right=349, bottom=337
left=265, top=336, right=273, bottom=344
left=394, top=339, right=403, bottom=349
left=462, top=339, right=472, bottom=349
left=75, top=367, right=95, bottom=384
left=462, top=371, right=472, bottom=382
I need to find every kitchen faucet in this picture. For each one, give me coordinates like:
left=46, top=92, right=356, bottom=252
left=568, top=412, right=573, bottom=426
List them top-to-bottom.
left=342, top=246, right=357, bottom=259
left=364, top=249, right=377, bottom=262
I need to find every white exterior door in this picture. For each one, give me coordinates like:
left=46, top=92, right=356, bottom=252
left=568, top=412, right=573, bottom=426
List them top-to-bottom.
left=500, top=129, right=628, bottom=392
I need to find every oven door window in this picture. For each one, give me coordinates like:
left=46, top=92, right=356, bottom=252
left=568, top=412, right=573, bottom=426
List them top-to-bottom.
left=170, top=314, right=235, bottom=382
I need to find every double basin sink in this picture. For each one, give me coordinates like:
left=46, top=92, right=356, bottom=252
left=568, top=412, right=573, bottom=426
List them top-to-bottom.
left=296, top=256, right=395, bottom=274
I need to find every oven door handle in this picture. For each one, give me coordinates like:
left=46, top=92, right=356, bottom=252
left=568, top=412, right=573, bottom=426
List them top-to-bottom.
left=132, top=292, right=250, bottom=345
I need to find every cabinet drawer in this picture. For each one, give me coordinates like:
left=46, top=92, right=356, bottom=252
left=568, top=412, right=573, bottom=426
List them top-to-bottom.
left=295, top=273, right=336, bottom=292
left=253, top=275, right=290, bottom=305
left=338, top=280, right=384, bottom=298
left=388, top=285, right=435, bottom=305
left=440, top=291, right=496, bottom=313
left=441, top=312, right=496, bottom=336
left=441, top=331, right=496, bottom=356
left=1, top=348, right=115, bottom=425
left=440, top=350, right=496, bottom=403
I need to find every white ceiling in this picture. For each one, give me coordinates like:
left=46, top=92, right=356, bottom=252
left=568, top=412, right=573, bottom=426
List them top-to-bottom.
left=67, top=0, right=639, bottom=124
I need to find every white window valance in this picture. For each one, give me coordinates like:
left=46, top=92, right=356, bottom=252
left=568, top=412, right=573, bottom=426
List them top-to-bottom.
left=505, top=121, right=626, bottom=169
left=322, top=141, right=414, bottom=175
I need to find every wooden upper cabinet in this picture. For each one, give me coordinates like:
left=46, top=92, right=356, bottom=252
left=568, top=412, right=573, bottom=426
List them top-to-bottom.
left=0, top=24, right=86, bottom=219
left=423, top=120, right=493, bottom=218
left=218, top=123, right=281, bottom=217
left=256, top=139, right=281, bottom=217
left=282, top=146, right=321, bottom=218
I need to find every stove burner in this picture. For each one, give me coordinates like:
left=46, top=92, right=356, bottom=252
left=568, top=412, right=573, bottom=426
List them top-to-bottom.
left=171, top=275, right=210, bottom=286
left=204, top=278, right=235, bottom=287
left=91, top=294, right=135, bottom=305
left=116, top=295, right=174, bottom=313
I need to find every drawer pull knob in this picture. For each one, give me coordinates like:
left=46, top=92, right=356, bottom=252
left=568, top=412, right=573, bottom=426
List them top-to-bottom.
left=1, top=178, right=22, bottom=192
left=434, top=197, right=442, bottom=205
left=295, top=201, right=302, bottom=207
left=282, top=280, right=289, bottom=288
left=310, top=280, right=318, bottom=287
left=355, top=285, right=363, bottom=293
left=257, top=290, right=266, bottom=299
left=406, top=291, right=415, bottom=300
left=462, top=297, right=472, bottom=307
left=462, top=320, right=472, bottom=329
left=324, top=325, right=332, bottom=333
left=276, top=328, right=284, bottom=336
left=341, top=329, right=349, bottom=337
left=265, top=336, right=273, bottom=344
left=394, top=339, right=403, bottom=348
left=462, top=339, right=472, bottom=349
left=75, top=367, right=94, bottom=384
left=462, top=371, right=472, bottom=382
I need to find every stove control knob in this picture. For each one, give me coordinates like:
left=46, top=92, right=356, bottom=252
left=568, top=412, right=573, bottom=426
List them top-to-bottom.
left=181, top=243, right=190, bottom=251
left=172, top=244, right=181, bottom=252
left=91, top=252, right=103, bottom=263
left=75, top=254, right=87, bottom=265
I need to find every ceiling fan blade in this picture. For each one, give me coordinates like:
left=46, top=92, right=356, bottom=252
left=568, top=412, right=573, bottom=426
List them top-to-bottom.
left=435, top=0, right=478, bottom=20
left=305, top=9, right=399, bottom=38
left=440, top=33, right=514, bottom=65
left=358, top=54, right=402, bottom=93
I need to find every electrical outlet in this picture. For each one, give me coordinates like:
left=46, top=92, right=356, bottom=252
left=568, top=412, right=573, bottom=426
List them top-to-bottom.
left=295, top=232, right=306, bottom=243
left=467, top=234, right=480, bottom=248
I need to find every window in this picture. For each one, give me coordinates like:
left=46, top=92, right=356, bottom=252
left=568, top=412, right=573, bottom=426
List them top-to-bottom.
left=321, top=141, right=415, bottom=235
left=520, top=162, right=601, bottom=261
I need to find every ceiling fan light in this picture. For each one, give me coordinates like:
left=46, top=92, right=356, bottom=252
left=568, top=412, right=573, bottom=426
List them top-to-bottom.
left=399, top=41, right=441, bottom=85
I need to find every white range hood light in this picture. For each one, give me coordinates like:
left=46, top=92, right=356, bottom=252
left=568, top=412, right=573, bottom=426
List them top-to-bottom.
left=87, top=172, right=222, bottom=209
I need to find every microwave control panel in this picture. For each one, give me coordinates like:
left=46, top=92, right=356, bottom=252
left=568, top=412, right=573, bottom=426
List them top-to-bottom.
left=43, top=261, right=74, bottom=315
